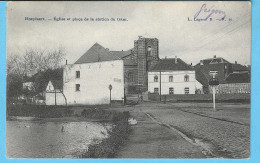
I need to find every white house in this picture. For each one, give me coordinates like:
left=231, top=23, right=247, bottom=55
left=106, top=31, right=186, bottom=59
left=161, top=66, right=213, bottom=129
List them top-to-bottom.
left=62, top=43, right=124, bottom=105
left=148, top=57, right=203, bottom=95
left=63, top=60, right=124, bottom=105
left=45, top=80, right=66, bottom=105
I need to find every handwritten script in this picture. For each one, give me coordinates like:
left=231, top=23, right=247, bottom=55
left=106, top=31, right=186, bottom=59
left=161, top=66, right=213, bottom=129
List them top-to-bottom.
left=193, top=4, right=226, bottom=21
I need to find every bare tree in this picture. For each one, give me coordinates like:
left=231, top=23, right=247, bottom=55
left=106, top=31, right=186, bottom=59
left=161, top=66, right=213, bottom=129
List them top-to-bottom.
left=7, top=46, right=66, bottom=77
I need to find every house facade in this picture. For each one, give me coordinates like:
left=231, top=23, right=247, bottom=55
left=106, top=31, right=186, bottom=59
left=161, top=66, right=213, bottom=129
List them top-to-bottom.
left=195, top=55, right=250, bottom=94
left=148, top=57, right=203, bottom=95
left=63, top=60, right=124, bottom=105
left=45, top=80, right=65, bottom=105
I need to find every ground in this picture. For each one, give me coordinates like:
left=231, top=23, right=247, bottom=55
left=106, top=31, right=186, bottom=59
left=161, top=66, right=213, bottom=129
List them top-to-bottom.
left=109, top=102, right=250, bottom=158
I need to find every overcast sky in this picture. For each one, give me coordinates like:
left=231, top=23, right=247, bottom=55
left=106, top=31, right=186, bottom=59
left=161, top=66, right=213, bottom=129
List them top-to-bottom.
left=7, top=1, right=251, bottom=65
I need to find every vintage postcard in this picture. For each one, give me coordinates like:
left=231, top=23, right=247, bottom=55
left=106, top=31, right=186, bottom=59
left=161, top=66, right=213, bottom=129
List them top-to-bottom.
left=6, top=1, right=251, bottom=159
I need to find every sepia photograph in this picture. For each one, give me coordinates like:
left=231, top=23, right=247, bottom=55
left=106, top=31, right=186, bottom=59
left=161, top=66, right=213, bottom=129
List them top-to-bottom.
left=6, top=1, right=251, bottom=159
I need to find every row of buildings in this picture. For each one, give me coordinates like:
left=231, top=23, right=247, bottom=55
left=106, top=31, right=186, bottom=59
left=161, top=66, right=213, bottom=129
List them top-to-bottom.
left=42, top=36, right=250, bottom=105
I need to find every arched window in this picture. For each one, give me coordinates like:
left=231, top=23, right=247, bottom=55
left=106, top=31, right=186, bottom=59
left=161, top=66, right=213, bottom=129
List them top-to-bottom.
left=147, top=46, right=152, bottom=56
left=128, top=72, right=134, bottom=82
left=154, top=75, right=158, bottom=82
left=184, top=75, right=189, bottom=82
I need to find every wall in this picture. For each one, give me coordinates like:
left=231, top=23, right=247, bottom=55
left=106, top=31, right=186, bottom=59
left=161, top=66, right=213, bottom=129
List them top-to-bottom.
left=63, top=60, right=124, bottom=105
left=148, top=71, right=203, bottom=94
left=209, top=83, right=251, bottom=94
left=45, top=91, right=66, bottom=105
left=148, top=93, right=250, bottom=102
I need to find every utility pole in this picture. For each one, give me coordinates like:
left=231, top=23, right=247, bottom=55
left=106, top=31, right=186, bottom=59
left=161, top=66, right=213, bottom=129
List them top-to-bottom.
left=159, top=68, right=162, bottom=102
left=54, top=89, right=57, bottom=106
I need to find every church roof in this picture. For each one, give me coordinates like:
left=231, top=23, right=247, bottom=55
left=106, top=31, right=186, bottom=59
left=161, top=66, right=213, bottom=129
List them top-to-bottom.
left=75, top=43, right=121, bottom=64
left=110, top=48, right=134, bottom=59
left=149, top=58, right=193, bottom=72
left=225, top=72, right=250, bottom=83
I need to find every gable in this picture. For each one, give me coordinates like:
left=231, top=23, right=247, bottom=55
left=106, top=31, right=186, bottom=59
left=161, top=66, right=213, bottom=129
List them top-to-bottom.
left=75, top=43, right=121, bottom=64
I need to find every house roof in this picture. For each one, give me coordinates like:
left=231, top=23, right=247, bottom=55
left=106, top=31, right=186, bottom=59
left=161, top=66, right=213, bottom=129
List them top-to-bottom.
left=75, top=43, right=121, bottom=64
left=110, top=49, right=134, bottom=59
left=197, top=57, right=230, bottom=65
left=149, top=58, right=193, bottom=71
left=232, top=63, right=249, bottom=72
left=195, top=69, right=210, bottom=86
left=225, top=72, right=250, bottom=83
left=50, top=80, right=63, bottom=90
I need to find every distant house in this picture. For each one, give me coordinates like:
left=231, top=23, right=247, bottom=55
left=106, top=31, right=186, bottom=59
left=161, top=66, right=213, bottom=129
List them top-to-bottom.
left=195, top=55, right=250, bottom=94
left=148, top=57, right=203, bottom=95
left=45, top=80, right=66, bottom=105
left=22, top=82, right=34, bottom=91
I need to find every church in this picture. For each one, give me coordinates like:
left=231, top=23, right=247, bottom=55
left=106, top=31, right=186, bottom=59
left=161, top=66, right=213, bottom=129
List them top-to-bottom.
left=74, top=35, right=160, bottom=95
left=57, top=36, right=159, bottom=105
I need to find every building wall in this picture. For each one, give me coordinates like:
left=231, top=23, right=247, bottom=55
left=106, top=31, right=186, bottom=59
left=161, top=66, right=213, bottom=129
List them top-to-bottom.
left=63, top=60, right=124, bottom=105
left=148, top=71, right=203, bottom=95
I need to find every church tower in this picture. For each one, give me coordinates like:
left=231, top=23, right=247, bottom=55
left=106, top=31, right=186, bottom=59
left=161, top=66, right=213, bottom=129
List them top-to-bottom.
left=134, top=36, right=159, bottom=92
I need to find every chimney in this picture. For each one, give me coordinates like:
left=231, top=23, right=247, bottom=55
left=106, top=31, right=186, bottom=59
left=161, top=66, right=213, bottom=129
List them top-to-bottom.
left=138, top=36, right=142, bottom=39
left=106, top=48, right=109, bottom=51
left=213, top=55, right=216, bottom=58
left=165, top=56, right=167, bottom=59
left=175, top=56, right=178, bottom=64
left=66, top=60, right=67, bottom=65
left=200, top=60, right=204, bottom=65
left=235, top=61, right=237, bottom=64
left=191, top=62, right=193, bottom=66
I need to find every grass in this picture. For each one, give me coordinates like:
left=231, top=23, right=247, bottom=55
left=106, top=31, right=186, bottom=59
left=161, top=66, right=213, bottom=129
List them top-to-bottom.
left=80, top=110, right=131, bottom=158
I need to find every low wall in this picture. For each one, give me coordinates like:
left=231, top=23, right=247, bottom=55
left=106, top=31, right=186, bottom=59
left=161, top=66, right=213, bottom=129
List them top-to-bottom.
left=148, top=93, right=250, bottom=103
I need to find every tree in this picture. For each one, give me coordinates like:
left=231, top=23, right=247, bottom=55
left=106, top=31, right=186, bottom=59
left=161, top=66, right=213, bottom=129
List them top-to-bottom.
left=7, top=46, right=66, bottom=104
left=7, top=46, right=66, bottom=77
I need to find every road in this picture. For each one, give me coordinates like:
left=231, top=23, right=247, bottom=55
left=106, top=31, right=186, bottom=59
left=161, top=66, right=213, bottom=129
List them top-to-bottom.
left=111, top=102, right=250, bottom=158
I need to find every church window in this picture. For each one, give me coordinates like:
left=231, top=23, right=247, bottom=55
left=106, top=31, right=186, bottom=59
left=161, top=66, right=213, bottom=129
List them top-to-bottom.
left=147, top=46, right=152, bottom=56
left=128, top=72, right=134, bottom=82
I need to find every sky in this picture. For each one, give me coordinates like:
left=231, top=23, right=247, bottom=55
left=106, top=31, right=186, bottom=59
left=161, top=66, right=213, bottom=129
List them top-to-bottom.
left=7, top=1, right=251, bottom=65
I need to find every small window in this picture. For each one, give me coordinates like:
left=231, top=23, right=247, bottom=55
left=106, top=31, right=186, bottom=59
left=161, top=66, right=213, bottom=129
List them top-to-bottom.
left=76, top=71, right=80, bottom=78
left=154, top=75, right=158, bottom=82
left=184, top=75, right=189, bottom=82
left=169, top=76, right=173, bottom=82
left=76, top=84, right=80, bottom=91
left=169, top=87, right=174, bottom=94
left=185, top=87, right=189, bottom=94
left=154, top=88, right=159, bottom=93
